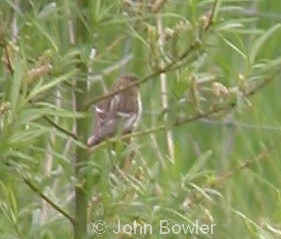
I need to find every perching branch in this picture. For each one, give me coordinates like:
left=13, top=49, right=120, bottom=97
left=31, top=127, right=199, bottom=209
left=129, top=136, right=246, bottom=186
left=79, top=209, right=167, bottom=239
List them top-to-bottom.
left=85, top=1, right=220, bottom=110
left=85, top=41, right=201, bottom=109
left=89, top=69, right=280, bottom=152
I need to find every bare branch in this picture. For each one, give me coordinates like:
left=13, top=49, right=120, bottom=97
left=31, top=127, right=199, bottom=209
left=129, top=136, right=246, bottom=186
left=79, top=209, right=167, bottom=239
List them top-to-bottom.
left=85, top=0, right=221, bottom=110
left=204, top=0, right=221, bottom=31
left=85, top=41, right=201, bottom=110
left=43, top=116, right=78, bottom=140
left=214, top=140, right=277, bottom=186
left=23, top=177, right=76, bottom=225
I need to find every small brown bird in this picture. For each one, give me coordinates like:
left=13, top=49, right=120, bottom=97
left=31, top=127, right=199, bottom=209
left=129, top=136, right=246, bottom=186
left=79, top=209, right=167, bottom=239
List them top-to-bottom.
left=87, top=74, right=141, bottom=147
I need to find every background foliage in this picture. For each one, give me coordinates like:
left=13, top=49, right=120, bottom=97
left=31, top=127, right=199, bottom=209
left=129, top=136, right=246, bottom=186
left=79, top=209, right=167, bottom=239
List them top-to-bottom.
left=1, top=0, right=281, bottom=238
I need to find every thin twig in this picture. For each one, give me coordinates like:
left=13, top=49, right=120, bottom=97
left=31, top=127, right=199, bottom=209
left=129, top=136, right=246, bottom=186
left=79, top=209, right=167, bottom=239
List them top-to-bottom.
left=85, top=0, right=221, bottom=110
left=205, top=0, right=221, bottom=32
left=85, top=41, right=200, bottom=109
left=3, top=44, right=14, bottom=75
left=43, top=116, right=78, bottom=140
left=214, top=140, right=277, bottom=186
left=23, top=177, right=76, bottom=225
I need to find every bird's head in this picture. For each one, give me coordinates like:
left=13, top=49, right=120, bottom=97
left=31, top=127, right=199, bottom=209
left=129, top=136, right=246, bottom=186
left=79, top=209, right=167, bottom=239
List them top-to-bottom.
left=114, top=74, right=139, bottom=90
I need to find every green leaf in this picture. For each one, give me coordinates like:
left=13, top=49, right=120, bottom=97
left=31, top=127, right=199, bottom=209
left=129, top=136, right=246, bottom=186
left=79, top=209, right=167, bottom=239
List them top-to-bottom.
left=38, top=2, right=57, bottom=20
left=31, top=19, right=59, bottom=52
left=249, top=24, right=281, bottom=65
left=220, top=35, right=247, bottom=60
left=9, top=57, right=24, bottom=118
left=26, top=70, right=78, bottom=101
left=33, top=102, right=86, bottom=118
left=17, top=105, right=85, bottom=126
left=30, top=122, right=87, bottom=149
left=10, top=128, right=47, bottom=145
left=7, top=150, right=36, bottom=162
left=186, top=150, right=212, bottom=180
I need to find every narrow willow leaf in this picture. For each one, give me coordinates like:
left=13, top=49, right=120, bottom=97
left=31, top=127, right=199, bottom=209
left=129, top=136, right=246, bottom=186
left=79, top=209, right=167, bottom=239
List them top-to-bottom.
left=38, top=2, right=57, bottom=19
left=216, top=18, right=262, bottom=34
left=31, top=19, right=58, bottom=52
left=216, top=22, right=244, bottom=32
left=249, top=24, right=281, bottom=65
left=220, top=36, right=247, bottom=59
left=262, top=56, right=281, bottom=72
left=9, top=57, right=24, bottom=117
left=26, top=70, right=78, bottom=101
left=33, top=102, right=85, bottom=118
left=17, top=107, right=84, bottom=125
left=16, top=108, right=46, bottom=124
left=30, top=122, right=87, bottom=149
left=10, top=128, right=47, bottom=144
left=30, top=146, right=71, bottom=163
left=7, top=150, right=36, bottom=162
left=187, top=150, right=212, bottom=179
left=189, top=183, right=214, bottom=202
left=7, top=186, right=18, bottom=219
left=0, top=202, right=12, bottom=223
left=163, top=208, right=194, bottom=224
left=30, top=209, right=41, bottom=233
left=233, top=209, right=261, bottom=230
left=265, top=223, right=281, bottom=236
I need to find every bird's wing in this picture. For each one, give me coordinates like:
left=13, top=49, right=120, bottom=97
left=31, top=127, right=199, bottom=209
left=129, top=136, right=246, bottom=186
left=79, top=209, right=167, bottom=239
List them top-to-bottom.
left=110, top=93, right=138, bottom=131
left=87, top=98, right=111, bottom=146
left=94, top=98, right=110, bottom=128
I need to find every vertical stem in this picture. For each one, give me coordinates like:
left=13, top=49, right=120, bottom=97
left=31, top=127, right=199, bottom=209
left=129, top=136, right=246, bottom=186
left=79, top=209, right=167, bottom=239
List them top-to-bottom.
left=11, top=0, right=19, bottom=43
left=67, top=1, right=90, bottom=238
left=156, top=15, right=175, bottom=162
left=74, top=67, right=89, bottom=239
left=74, top=101, right=88, bottom=239
left=41, top=131, right=54, bottom=222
